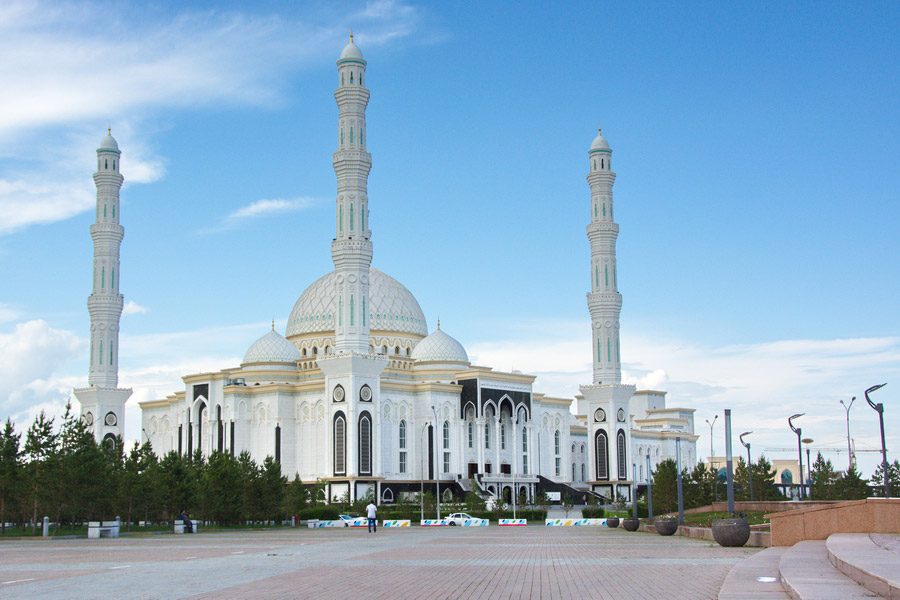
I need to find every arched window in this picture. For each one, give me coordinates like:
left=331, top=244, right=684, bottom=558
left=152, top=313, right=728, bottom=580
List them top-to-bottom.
left=350, top=71, right=353, bottom=84
left=350, top=126, right=354, bottom=144
left=601, top=158, right=605, bottom=169
left=603, top=203, right=606, bottom=216
left=103, top=204, right=107, bottom=218
left=349, top=204, right=354, bottom=230
left=361, top=209, right=365, bottom=231
left=605, top=265, right=609, bottom=287
left=101, top=266, right=105, bottom=289
left=111, top=268, right=115, bottom=289
left=350, top=295, right=355, bottom=326
left=99, top=340, right=103, bottom=365
left=109, top=343, right=113, bottom=365
left=394, top=346, right=400, bottom=355
left=359, top=412, right=372, bottom=476
left=333, top=413, right=346, bottom=475
left=398, top=419, right=407, bottom=449
left=485, top=419, right=491, bottom=449
left=500, top=419, right=507, bottom=449
left=467, top=420, right=473, bottom=448
left=442, top=421, right=450, bottom=450
left=522, top=426, right=527, bottom=451
left=617, top=429, right=627, bottom=480
left=554, top=430, right=560, bottom=455
left=595, top=430, right=609, bottom=480
left=572, top=462, right=576, bottom=479
left=581, top=463, right=586, bottom=481
left=382, top=488, right=394, bottom=503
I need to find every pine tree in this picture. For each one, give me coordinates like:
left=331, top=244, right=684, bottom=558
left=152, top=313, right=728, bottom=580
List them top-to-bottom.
left=24, top=411, right=58, bottom=534
left=0, top=419, right=22, bottom=535
left=200, top=451, right=242, bottom=524
left=237, top=451, right=261, bottom=522
left=810, top=452, right=837, bottom=500
left=751, top=455, right=780, bottom=500
left=259, top=456, right=286, bottom=523
left=733, top=457, right=750, bottom=501
left=650, top=459, right=679, bottom=514
left=870, top=460, right=900, bottom=498
left=836, top=464, right=869, bottom=500
left=284, top=474, right=310, bottom=519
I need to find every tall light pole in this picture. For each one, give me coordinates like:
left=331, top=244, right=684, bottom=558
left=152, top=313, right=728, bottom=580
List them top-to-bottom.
left=865, top=383, right=889, bottom=498
left=840, top=397, right=856, bottom=471
left=789, top=413, right=805, bottom=500
left=705, top=415, right=719, bottom=501
left=420, top=422, right=429, bottom=521
left=740, top=431, right=753, bottom=502
left=802, top=438, right=814, bottom=500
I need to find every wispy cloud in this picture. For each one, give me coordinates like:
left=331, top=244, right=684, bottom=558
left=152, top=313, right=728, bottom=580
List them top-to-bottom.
left=0, top=0, right=422, bottom=235
left=199, top=197, right=321, bottom=234
left=123, top=301, right=149, bottom=316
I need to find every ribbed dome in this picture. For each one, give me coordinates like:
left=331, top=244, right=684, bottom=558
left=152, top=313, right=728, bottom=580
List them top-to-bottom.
left=340, top=38, right=363, bottom=61
left=590, top=127, right=609, bottom=150
left=99, top=133, right=119, bottom=151
left=286, top=268, right=427, bottom=338
left=411, top=327, right=469, bottom=364
left=242, top=329, right=302, bottom=365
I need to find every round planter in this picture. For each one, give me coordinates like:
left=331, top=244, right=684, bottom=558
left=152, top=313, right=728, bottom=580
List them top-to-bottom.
left=606, top=517, right=619, bottom=528
left=622, top=517, right=640, bottom=532
left=711, top=518, right=751, bottom=547
left=654, top=519, right=678, bottom=536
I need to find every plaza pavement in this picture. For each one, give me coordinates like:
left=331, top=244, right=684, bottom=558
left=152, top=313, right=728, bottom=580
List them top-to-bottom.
left=0, top=525, right=758, bottom=599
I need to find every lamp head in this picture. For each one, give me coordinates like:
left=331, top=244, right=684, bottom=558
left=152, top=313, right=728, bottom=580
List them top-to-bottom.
left=865, top=383, right=887, bottom=411
left=789, top=413, right=804, bottom=434
left=739, top=431, right=752, bottom=448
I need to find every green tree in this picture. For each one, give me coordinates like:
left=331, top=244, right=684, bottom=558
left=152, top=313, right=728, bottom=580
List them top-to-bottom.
left=24, top=411, right=58, bottom=533
left=0, top=419, right=22, bottom=535
left=120, top=442, right=158, bottom=529
left=157, top=451, right=195, bottom=521
left=200, top=451, right=242, bottom=524
left=237, top=451, right=261, bottom=522
left=810, top=453, right=837, bottom=501
left=751, top=455, right=780, bottom=501
left=258, top=456, right=286, bottom=523
left=733, top=456, right=750, bottom=501
left=651, top=459, right=679, bottom=514
left=870, top=460, right=900, bottom=497
left=684, top=462, right=713, bottom=509
left=835, top=464, right=869, bottom=500
left=284, top=474, right=310, bottom=519
left=464, top=490, right=486, bottom=513
left=561, top=493, right=574, bottom=517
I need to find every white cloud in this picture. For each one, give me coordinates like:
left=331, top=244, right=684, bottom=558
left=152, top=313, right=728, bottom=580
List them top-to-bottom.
left=0, top=1, right=422, bottom=234
left=199, top=197, right=321, bottom=234
left=122, top=300, right=149, bottom=316
left=0, top=303, right=20, bottom=323
left=0, top=319, right=83, bottom=418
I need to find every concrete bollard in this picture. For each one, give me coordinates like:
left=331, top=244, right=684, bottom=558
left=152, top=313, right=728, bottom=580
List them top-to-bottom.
left=42, top=516, right=49, bottom=537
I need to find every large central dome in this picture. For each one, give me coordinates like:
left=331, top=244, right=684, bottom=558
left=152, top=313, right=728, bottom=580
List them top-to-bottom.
left=286, top=267, right=427, bottom=339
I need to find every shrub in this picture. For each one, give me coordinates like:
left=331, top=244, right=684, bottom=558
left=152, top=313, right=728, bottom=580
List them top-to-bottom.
left=581, top=507, right=605, bottom=518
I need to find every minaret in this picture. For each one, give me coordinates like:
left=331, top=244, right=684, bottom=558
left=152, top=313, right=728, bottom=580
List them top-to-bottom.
left=331, top=32, right=373, bottom=354
left=317, top=36, right=387, bottom=502
left=579, top=126, right=634, bottom=500
left=586, top=127, right=621, bottom=384
left=74, top=130, right=132, bottom=445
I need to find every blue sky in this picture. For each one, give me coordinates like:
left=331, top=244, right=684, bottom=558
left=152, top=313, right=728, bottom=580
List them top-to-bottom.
left=1, top=0, right=897, bottom=476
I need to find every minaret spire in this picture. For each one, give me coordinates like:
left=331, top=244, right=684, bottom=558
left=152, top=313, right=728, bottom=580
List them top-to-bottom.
left=331, top=33, right=372, bottom=353
left=586, top=126, right=621, bottom=384
left=74, top=129, right=132, bottom=444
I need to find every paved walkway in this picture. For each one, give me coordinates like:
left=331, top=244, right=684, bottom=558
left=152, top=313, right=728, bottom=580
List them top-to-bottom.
left=0, top=526, right=758, bottom=599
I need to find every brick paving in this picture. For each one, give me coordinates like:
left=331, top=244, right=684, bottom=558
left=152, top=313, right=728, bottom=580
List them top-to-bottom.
left=0, top=526, right=759, bottom=599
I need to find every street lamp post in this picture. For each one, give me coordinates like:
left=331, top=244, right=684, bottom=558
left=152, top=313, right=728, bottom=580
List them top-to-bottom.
left=865, top=383, right=889, bottom=498
left=839, top=396, right=856, bottom=471
left=789, top=414, right=805, bottom=500
left=705, top=415, right=719, bottom=501
left=420, top=422, right=429, bottom=521
left=739, top=431, right=753, bottom=502
left=802, top=438, right=814, bottom=500
left=646, top=453, right=653, bottom=523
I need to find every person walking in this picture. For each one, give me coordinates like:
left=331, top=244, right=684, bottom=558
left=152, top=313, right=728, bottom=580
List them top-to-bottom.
left=366, top=501, right=377, bottom=533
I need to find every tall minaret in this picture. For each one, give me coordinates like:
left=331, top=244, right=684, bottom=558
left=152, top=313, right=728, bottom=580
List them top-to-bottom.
left=331, top=32, right=373, bottom=354
left=317, top=36, right=387, bottom=501
left=579, top=126, right=634, bottom=500
left=586, top=127, right=621, bottom=384
left=74, top=130, right=132, bottom=445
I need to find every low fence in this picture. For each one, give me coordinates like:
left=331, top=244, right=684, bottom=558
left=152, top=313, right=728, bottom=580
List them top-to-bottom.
left=545, top=518, right=606, bottom=526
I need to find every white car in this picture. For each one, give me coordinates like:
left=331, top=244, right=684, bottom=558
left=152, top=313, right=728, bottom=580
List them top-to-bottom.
left=446, top=513, right=474, bottom=526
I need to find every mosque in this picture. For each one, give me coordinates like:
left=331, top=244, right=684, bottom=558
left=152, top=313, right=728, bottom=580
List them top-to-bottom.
left=75, top=37, right=698, bottom=505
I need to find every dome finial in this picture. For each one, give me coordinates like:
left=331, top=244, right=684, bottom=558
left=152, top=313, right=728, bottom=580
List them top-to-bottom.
left=349, top=28, right=353, bottom=43
left=107, top=125, right=111, bottom=136
left=272, top=318, right=275, bottom=331
left=437, top=318, right=440, bottom=330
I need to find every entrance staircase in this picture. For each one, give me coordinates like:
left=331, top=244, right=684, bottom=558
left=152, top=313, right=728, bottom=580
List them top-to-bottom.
left=718, top=533, right=900, bottom=600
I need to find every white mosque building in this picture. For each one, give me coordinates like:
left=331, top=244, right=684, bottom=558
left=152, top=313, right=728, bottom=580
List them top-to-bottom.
left=77, top=37, right=698, bottom=505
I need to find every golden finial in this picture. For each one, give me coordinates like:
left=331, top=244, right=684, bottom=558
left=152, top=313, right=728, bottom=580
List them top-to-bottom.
left=349, top=28, right=354, bottom=43
left=107, top=125, right=111, bottom=135
left=272, top=318, right=275, bottom=331
left=437, top=318, right=441, bottom=330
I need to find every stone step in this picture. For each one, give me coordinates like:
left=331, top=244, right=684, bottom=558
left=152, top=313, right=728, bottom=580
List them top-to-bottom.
left=826, top=533, right=900, bottom=599
left=779, top=540, right=884, bottom=600
left=718, top=546, right=791, bottom=600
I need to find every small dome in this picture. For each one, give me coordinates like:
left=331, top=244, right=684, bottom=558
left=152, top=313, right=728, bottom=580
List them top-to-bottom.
left=340, top=37, right=363, bottom=61
left=590, top=127, right=609, bottom=150
left=99, top=133, right=119, bottom=152
left=411, top=326, right=469, bottom=364
left=242, top=329, right=302, bottom=365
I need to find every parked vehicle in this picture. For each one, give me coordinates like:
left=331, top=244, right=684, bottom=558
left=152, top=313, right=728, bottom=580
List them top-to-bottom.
left=446, top=513, right=474, bottom=526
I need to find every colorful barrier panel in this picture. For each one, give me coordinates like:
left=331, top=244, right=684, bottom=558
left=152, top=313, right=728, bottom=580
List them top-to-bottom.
left=348, top=517, right=368, bottom=527
left=461, top=518, right=489, bottom=526
left=544, top=518, right=607, bottom=526
left=420, top=519, right=448, bottom=527
left=498, top=519, right=527, bottom=526
left=310, top=520, right=346, bottom=528
left=382, top=520, right=410, bottom=527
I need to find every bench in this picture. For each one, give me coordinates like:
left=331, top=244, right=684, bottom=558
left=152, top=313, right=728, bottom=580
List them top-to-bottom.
left=88, top=519, right=120, bottom=538
left=174, top=519, right=199, bottom=534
